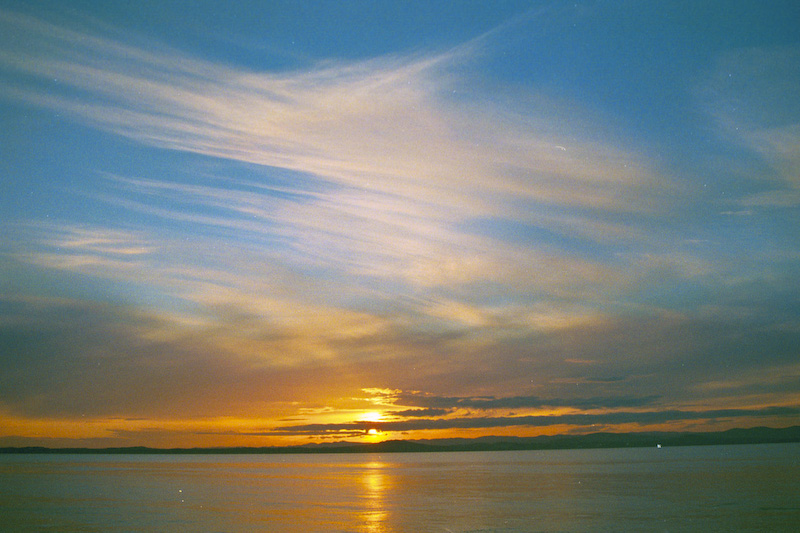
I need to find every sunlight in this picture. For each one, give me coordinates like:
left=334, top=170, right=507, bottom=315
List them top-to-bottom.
left=360, top=411, right=383, bottom=423
left=361, top=461, right=390, bottom=532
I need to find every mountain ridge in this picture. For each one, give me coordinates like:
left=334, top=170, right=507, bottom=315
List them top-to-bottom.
left=2, top=425, right=799, bottom=454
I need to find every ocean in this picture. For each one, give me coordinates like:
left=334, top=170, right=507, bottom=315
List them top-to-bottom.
left=1, top=443, right=798, bottom=532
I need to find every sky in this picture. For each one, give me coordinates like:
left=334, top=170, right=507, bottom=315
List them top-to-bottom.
left=1, top=0, right=799, bottom=448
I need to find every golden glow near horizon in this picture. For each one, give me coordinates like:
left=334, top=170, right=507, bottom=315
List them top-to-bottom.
left=2, top=392, right=799, bottom=448
left=360, top=411, right=384, bottom=423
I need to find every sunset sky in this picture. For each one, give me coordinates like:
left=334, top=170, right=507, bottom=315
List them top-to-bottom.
left=1, top=0, right=799, bottom=448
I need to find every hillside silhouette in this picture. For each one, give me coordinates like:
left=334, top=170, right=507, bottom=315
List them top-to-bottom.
left=3, top=426, right=799, bottom=454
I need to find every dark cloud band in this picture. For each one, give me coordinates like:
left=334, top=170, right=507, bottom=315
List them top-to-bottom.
left=263, top=406, right=800, bottom=436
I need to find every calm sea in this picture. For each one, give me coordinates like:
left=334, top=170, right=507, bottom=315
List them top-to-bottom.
left=1, top=443, right=798, bottom=532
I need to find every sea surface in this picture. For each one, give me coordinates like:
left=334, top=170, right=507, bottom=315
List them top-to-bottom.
left=1, top=443, right=798, bottom=532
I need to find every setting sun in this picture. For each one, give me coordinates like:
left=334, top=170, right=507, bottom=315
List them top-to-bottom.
left=360, top=411, right=383, bottom=423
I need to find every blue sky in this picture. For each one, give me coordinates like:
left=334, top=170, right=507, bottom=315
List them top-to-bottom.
left=1, top=1, right=799, bottom=447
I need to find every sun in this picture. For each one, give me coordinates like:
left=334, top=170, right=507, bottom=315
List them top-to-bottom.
left=360, top=411, right=383, bottom=423
left=360, top=412, right=385, bottom=440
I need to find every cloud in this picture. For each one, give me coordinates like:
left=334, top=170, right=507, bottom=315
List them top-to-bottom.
left=0, top=4, right=708, bottom=364
left=0, top=7, right=676, bottom=294
left=3, top=8, right=742, bottom=365
left=698, top=45, right=800, bottom=206
left=6, top=222, right=157, bottom=282
left=2, top=253, right=798, bottom=426
left=0, top=293, right=401, bottom=419
left=394, top=392, right=660, bottom=411
left=264, top=406, right=800, bottom=436
left=393, top=408, right=451, bottom=418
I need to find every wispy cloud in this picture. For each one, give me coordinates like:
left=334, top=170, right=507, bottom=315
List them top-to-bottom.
left=0, top=7, right=676, bottom=293
left=698, top=44, right=800, bottom=206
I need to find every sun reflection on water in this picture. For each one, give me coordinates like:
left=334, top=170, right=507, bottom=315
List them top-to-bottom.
left=360, top=461, right=390, bottom=532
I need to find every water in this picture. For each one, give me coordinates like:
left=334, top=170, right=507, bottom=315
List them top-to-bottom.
left=1, top=443, right=798, bottom=532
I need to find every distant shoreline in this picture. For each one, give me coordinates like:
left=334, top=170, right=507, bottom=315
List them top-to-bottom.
left=2, top=425, right=799, bottom=455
